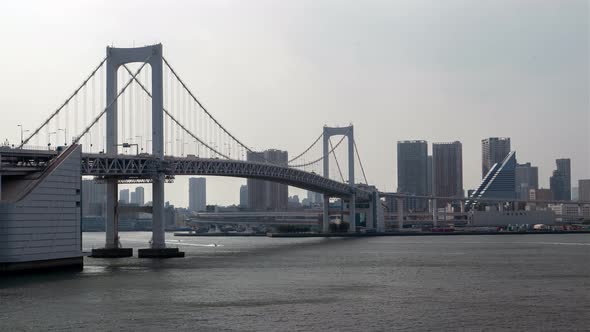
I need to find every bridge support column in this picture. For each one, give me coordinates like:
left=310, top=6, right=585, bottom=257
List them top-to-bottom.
left=151, top=175, right=166, bottom=248
left=90, top=179, right=133, bottom=258
left=348, top=194, right=356, bottom=233
left=322, top=195, right=330, bottom=233
left=397, top=197, right=404, bottom=231
left=366, top=198, right=374, bottom=232
left=431, top=198, right=438, bottom=228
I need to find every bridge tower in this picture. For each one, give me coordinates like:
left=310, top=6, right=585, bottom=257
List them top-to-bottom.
left=93, top=44, right=182, bottom=258
left=323, top=126, right=356, bottom=233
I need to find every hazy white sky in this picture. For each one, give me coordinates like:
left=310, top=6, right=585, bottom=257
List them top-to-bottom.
left=0, top=0, right=588, bottom=206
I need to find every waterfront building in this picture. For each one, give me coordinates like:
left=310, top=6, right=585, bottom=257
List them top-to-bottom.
left=481, top=137, right=510, bottom=178
left=397, top=140, right=428, bottom=211
left=432, top=142, right=463, bottom=203
left=247, top=149, right=288, bottom=211
left=550, top=158, right=571, bottom=201
left=515, top=162, right=539, bottom=200
left=188, top=177, right=206, bottom=212
left=578, top=179, right=590, bottom=201
left=119, top=189, right=130, bottom=204
left=548, top=204, right=581, bottom=223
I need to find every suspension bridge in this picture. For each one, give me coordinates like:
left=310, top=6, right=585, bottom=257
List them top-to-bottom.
left=3, top=44, right=382, bottom=258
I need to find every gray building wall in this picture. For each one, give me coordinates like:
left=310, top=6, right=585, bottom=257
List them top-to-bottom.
left=0, top=146, right=82, bottom=264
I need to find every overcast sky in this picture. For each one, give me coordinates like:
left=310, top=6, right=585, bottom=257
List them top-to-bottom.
left=0, top=0, right=588, bottom=206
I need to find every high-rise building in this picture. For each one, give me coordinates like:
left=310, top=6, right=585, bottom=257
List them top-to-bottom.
left=481, top=137, right=511, bottom=178
left=397, top=140, right=428, bottom=211
left=432, top=142, right=463, bottom=202
left=247, top=149, right=288, bottom=211
left=426, top=155, right=433, bottom=195
left=550, top=158, right=571, bottom=201
left=515, top=162, right=539, bottom=200
left=188, top=177, right=207, bottom=212
left=82, top=179, right=106, bottom=217
left=578, top=179, right=590, bottom=201
left=239, top=184, right=248, bottom=208
left=135, top=187, right=144, bottom=206
left=119, top=189, right=130, bottom=204
left=307, top=191, right=322, bottom=205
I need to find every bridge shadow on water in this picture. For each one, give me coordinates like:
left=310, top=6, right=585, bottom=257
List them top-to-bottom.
left=0, top=235, right=365, bottom=286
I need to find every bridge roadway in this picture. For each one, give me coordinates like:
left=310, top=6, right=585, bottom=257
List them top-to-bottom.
left=81, top=153, right=361, bottom=198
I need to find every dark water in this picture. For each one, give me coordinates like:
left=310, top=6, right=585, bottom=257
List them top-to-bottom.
left=1, top=233, right=589, bottom=331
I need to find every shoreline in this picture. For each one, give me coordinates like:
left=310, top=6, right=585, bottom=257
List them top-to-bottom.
left=174, top=230, right=590, bottom=238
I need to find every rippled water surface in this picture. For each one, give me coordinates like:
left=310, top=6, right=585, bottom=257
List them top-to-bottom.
left=2, top=233, right=589, bottom=331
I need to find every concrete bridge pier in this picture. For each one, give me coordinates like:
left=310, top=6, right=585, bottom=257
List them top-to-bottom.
left=90, top=179, right=133, bottom=258
left=348, top=194, right=356, bottom=233
left=322, top=195, right=330, bottom=233
left=397, top=197, right=404, bottom=231
left=431, top=198, right=438, bottom=227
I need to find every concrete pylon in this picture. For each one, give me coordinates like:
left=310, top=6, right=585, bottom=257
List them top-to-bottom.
left=92, top=44, right=183, bottom=258
left=323, top=125, right=355, bottom=233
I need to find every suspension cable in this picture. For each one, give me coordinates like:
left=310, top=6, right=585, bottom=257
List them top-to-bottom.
left=73, top=55, right=152, bottom=145
left=21, top=56, right=108, bottom=147
left=162, top=57, right=254, bottom=152
left=121, top=65, right=230, bottom=159
left=288, top=132, right=323, bottom=163
left=289, top=132, right=348, bottom=168
left=329, top=137, right=345, bottom=182
left=354, top=140, right=368, bottom=184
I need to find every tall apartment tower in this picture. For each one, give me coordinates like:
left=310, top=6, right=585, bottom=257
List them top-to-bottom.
left=481, top=137, right=511, bottom=178
left=397, top=140, right=428, bottom=211
left=432, top=141, right=463, bottom=202
left=247, top=149, right=289, bottom=211
left=426, top=155, right=433, bottom=195
left=550, top=159, right=571, bottom=201
left=515, top=163, right=539, bottom=200
left=188, top=177, right=207, bottom=212
left=82, top=179, right=106, bottom=217
left=578, top=179, right=590, bottom=202
left=239, top=184, right=248, bottom=208
left=130, top=186, right=145, bottom=206
left=135, top=187, right=145, bottom=206
left=119, top=189, right=130, bottom=204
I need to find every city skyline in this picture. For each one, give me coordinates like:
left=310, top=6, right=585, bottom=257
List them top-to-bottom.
left=1, top=1, right=588, bottom=206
